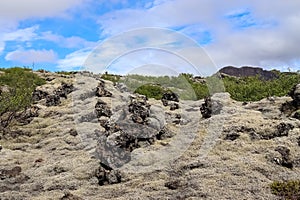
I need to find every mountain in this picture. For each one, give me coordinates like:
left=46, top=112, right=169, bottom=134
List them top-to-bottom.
left=219, top=66, right=279, bottom=80
left=0, top=70, right=300, bottom=199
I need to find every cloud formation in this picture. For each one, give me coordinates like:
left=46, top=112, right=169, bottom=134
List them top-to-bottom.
left=5, top=49, right=57, bottom=64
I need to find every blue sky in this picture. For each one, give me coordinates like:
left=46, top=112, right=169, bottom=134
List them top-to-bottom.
left=0, top=0, right=300, bottom=74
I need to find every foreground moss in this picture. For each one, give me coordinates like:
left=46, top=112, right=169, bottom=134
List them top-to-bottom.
left=270, top=180, right=300, bottom=199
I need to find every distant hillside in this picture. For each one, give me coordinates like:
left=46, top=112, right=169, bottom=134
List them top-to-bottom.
left=219, top=66, right=279, bottom=80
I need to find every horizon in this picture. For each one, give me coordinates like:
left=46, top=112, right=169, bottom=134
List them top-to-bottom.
left=0, top=1, right=300, bottom=73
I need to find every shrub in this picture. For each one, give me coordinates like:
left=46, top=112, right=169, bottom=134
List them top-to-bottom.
left=0, top=67, right=46, bottom=127
left=101, top=73, right=121, bottom=83
left=134, top=84, right=166, bottom=100
left=270, top=180, right=300, bottom=199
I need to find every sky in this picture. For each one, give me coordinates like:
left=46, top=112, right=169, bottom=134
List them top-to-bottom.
left=0, top=0, right=300, bottom=75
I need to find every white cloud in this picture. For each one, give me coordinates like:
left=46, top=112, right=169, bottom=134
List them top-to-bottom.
left=0, top=0, right=89, bottom=21
left=95, top=0, right=300, bottom=71
left=2, top=26, right=39, bottom=42
left=41, top=31, right=97, bottom=49
left=56, top=48, right=91, bottom=71
left=5, top=49, right=57, bottom=64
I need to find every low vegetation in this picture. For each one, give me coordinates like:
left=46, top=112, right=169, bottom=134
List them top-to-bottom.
left=0, top=67, right=46, bottom=127
left=110, top=71, right=299, bottom=101
left=270, top=180, right=300, bottom=199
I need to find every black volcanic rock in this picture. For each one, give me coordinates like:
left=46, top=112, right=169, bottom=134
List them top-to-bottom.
left=219, top=66, right=278, bottom=80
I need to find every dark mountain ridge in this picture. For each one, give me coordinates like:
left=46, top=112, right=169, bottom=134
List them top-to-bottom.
left=219, top=66, right=279, bottom=80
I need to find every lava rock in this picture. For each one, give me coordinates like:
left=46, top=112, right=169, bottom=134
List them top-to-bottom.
left=95, top=80, right=112, bottom=97
left=55, top=82, right=74, bottom=98
left=289, top=84, right=300, bottom=107
left=32, top=89, right=49, bottom=102
left=161, top=91, right=179, bottom=102
left=46, top=94, right=61, bottom=106
left=128, top=95, right=150, bottom=124
left=200, top=97, right=223, bottom=118
left=95, top=99, right=112, bottom=118
left=169, top=102, right=179, bottom=111
left=293, top=110, right=300, bottom=120
left=69, top=129, right=78, bottom=137
left=224, top=132, right=240, bottom=141
left=275, top=146, right=293, bottom=169
left=95, top=163, right=122, bottom=186
left=0, top=166, right=22, bottom=179
left=60, top=191, right=83, bottom=200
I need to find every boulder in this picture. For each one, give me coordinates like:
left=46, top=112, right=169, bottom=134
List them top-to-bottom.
left=95, top=80, right=112, bottom=97
left=55, top=82, right=74, bottom=98
left=290, top=84, right=300, bottom=107
left=46, top=94, right=61, bottom=106
left=200, top=97, right=223, bottom=118
left=95, top=100, right=112, bottom=118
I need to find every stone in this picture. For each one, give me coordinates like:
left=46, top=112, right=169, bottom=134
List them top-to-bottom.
left=95, top=80, right=112, bottom=97
left=55, top=82, right=75, bottom=98
left=289, top=84, right=300, bottom=107
left=32, top=89, right=49, bottom=102
left=161, top=91, right=179, bottom=102
left=46, top=94, right=61, bottom=106
left=200, top=96, right=223, bottom=118
left=95, top=100, right=112, bottom=118
left=275, top=146, right=293, bottom=169
left=95, top=163, right=122, bottom=186
left=0, top=166, right=22, bottom=179
left=60, top=191, right=83, bottom=200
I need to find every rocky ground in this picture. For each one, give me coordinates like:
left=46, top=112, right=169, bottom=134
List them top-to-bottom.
left=0, top=72, right=299, bottom=200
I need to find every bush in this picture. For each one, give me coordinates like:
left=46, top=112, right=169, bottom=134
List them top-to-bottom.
left=0, top=67, right=46, bottom=127
left=101, top=73, right=121, bottom=83
left=134, top=84, right=167, bottom=100
left=270, top=180, right=300, bottom=199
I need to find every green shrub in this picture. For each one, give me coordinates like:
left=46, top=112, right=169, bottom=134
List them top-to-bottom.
left=0, top=67, right=46, bottom=127
left=56, top=71, right=73, bottom=75
left=101, top=73, right=121, bottom=83
left=134, top=84, right=166, bottom=100
left=270, top=180, right=300, bottom=199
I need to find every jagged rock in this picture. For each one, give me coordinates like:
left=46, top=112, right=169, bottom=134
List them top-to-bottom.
left=95, top=80, right=112, bottom=97
left=55, top=82, right=75, bottom=98
left=281, top=84, right=300, bottom=116
left=290, top=84, right=300, bottom=107
left=32, top=89, right=49, bottom=102
left=161, top=91, right=180, bottom=110
left=162, top=91, right=179, bottom=102
left=46, top=94, right=61, bottom=106
left=128, top=95, right=150, bottom=124
left=200, top=96, right=223, bottom=118
left=95, top=100, right=112, bottom=118
left=169, top=102, right=179, bottom=111
left=16, top=106, right=39, bottom=125
left=293, top=110, right=300, bottom=119
left=156, top=127, right=174, bottom=140
left=69, top=129, right=78, bottom=137
left=224, top=132, right=240, bottom=141
left=0, top=145, right=2, bottom=151
left=275, top=146, right=293, bottom=168
left=95, top=163, right=122, bottom=185
left=0, top=166, right=22, bottom=179
left=61, top=191, right=83, bottom=200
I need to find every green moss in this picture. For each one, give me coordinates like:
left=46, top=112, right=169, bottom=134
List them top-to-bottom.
left=270, top=180, right=300, bottom=199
